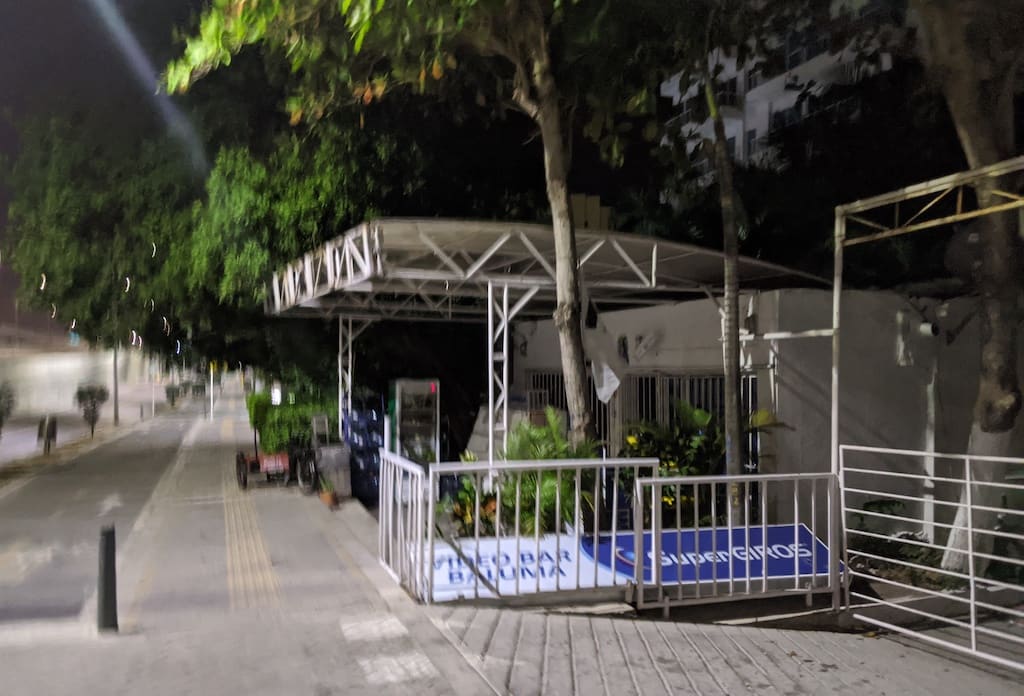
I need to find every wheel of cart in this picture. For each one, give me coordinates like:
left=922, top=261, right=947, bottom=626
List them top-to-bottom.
left=295, top=448, right=318, bottom=494
left=235, top=451, right=249, bottom=489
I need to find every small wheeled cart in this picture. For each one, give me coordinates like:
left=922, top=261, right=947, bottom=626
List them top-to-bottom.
left=235, top=446, right=317, bottom=493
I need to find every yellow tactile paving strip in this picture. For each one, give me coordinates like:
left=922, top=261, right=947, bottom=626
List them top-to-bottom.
left=222, top=427, right=280, bottom=611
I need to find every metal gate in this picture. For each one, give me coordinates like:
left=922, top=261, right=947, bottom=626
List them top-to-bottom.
left=526, top=371, right=611, bottom=445
left=622, top=373, right=760, bottom=473
left=841, top=445, right=1024, bottom=673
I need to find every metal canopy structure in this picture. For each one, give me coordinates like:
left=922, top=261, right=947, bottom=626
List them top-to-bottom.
left=264, top=217, right=826, bottom=461
left=266, top=218, right=825, bottom=321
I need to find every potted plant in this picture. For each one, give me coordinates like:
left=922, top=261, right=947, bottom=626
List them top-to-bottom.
left=319, top=474, right=338, bottom=508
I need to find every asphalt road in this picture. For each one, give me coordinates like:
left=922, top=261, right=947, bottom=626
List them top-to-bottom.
left=0, top=409, right=195, bottom=623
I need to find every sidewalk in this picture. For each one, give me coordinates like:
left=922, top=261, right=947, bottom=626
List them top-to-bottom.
left=3, top=384, right=1019, bottom=695
left=3, top=386, right=493, bottom=696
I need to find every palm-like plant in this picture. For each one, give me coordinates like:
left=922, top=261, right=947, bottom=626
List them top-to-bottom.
left=443, top=408, right=602, bottom=537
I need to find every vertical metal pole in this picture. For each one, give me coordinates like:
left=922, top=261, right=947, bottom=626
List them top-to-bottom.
left=830, top=211, right=845, bottom=612
left=487, top=282, right=495, bottom=466
left=501, top=285, right=510, bottom=453
left=338, top=317, right=345, bottom=440
left=346, top=318, right=354, bottom=416
left=151, top=357, right=156, bottom=418
left=209, top=361, right=214, bottom=419
left=965, top=458, right=977, bottom=652
left=427, top=469, right=437, bottom=603
left=98, top=525, right=118, bottom=632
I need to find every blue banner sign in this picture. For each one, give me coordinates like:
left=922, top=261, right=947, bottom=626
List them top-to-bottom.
left=580, top=524, right=831, bottom=584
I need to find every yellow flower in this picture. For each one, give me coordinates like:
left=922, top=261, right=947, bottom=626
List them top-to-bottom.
left=626, top=435, right=638, bottom=446
left=662, top=495, right=674, bottom=506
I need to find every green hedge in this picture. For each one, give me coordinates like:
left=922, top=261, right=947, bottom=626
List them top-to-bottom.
left=245, top=392, right=337, bottom=453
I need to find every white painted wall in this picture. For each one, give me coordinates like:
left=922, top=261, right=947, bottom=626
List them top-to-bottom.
left=514, top=289, right=1016, bottom=533
left=0, top=348, right=149, bottom=415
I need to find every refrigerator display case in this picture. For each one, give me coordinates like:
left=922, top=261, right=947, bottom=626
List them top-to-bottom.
left=388, top=379, right=440, bottom=465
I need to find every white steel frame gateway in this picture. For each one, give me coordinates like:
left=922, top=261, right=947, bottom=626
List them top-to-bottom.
left=831, top=156, right=1024, bottom=672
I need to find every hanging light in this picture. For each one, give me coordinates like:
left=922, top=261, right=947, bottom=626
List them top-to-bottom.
left=39, top=273, right=47, bottom=291
left=124, top=276, right=131, bottom=293
left=50, top=303, right=56, bottom=319
left=70, top=318, right=77, bottom=330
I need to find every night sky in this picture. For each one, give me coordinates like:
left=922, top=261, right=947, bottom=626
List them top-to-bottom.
left=0, top=0, right=197, bottom=326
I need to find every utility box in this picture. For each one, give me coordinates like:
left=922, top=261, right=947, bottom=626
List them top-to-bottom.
left=388, top=379, right=440, bottom=465
left=312, top=414, right=351, bottom=498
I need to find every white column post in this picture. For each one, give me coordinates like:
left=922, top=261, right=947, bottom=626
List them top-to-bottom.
left=830, top=210, right=845, bottom=612
left=487, top=282, right=495, bottom=466
left=501, top=284, right=510, bottom=453
left=342, top=317, right=350, bottom=440
left=209, top=360, right=214, bottom=419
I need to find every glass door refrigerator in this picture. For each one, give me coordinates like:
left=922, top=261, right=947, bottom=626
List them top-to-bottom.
left=388, top=379, right=440, bottom=465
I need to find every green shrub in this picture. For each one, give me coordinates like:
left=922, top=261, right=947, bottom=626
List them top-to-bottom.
left=246, top=391, right=337, bottom=453
left=442, top=408, right=599, bottom=537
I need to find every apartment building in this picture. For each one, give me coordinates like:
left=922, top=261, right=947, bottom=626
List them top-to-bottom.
left=661, top=0, right=905, bottom=173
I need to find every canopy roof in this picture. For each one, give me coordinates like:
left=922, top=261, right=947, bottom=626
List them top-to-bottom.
left=266, top=218, right=827, bottom=321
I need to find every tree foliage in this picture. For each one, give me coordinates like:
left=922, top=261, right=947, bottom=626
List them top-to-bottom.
left=166, top=0, right=694, bottom=446
left=2, top=114, right=201, bottom=355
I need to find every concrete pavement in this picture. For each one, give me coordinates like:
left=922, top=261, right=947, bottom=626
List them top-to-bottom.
left=1, top=382, right=1019, bottom=694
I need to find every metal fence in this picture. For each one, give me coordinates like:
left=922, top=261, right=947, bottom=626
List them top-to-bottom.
left=526, top=370, right=760, bottom=468
left=526, top=371, right=611, bottom=445
left=622, top=372, right=760, bottom=472
left=841, top=445, right=1024, bottom=672
left=379, top=449, right=845, bottom=616
left=379, top=451, right=428, bottom=599
left=630, top=472, right=841, bottom=615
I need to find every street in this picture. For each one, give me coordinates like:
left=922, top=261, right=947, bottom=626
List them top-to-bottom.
left=1, top=383, right=1020, bottom=695
left=0, top=384, right=491, bottom=695
left=0, top=406, right=187, bottom=621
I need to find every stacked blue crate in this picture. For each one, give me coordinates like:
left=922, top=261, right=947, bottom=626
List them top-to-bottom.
left=344, top=397, right=385, bottom=505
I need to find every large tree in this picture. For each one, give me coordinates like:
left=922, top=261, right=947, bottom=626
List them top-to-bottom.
left=167, top=0, right=676, bottom=445
left=908, top=0, right=1024, bottom=571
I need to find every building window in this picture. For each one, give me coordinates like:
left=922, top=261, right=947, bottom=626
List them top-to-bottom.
left=746, top=69, right=762, bottom=90
left=718, top=77, right=740, bottom=107
left=770, top=105, right=802, bottom=131
left=745, top=129, right=757, bottom=158
left=726, top=136, right=736, bottom=159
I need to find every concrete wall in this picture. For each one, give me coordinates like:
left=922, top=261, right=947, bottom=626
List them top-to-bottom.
left=513, top=289, right=1017, bottom=535
left=514, top=292, right=774, bottom=382
left=0, top=348, right=150, bottom=415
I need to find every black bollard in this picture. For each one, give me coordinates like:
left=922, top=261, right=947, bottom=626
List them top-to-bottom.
left=98, top=525, right=118, bottom=632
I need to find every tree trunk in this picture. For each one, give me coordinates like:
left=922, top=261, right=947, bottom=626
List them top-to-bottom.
left=911, top=1, right=1023, bottom=572
left=513, top=13, right=592, bottom=446
left=705, top=82, right=744, bottom=520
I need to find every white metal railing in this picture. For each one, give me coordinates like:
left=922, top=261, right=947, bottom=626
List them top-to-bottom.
left=841, top=445, right=1024, bottom=673
left=378, top=451, right=428, bottom=599
left=378, top=453, right=848, bottom=613
left=422, top=457, right=660, bottom=603
left=631, top=473, right=842, bottom=614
